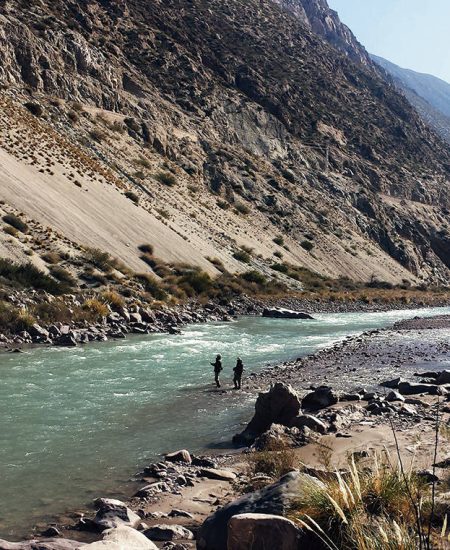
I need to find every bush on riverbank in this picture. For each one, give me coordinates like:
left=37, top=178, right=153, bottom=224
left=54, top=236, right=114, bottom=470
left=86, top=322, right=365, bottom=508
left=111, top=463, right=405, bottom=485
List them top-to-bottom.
left=0, top=259, right=72, bottom=294
left=0, top=302, right=36, bottom=332
left=290, top=455, right=439, bottom=550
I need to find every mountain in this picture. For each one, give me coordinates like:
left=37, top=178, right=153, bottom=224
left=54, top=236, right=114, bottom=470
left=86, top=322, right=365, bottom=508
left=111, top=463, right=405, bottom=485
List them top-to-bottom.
left=0, top=0, right=449, bottom=291
left=273, top=0, right=373, bottom=67
left=372, top=54, right=450, bottom=145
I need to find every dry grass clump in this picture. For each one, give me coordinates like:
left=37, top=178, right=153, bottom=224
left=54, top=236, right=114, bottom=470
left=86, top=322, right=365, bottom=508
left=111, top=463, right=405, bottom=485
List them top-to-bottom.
left=155, top=171, right=177, bottom=187
left=124, top=190, right=139, bottom=204
left=3, top=214, right=28, bottom=233
left=3, top=225, right=18, bottom=237
left=138, top=243, right=154, bottom=255
left=84, top=247, right=130, bottom=275
left=233, top=249, right=252, bottom=264
left=41, top=251, right=60, bottom=264
left=0, top=258, right=71, bottom=294
left=49, top=266, right=77, bottom=286
left=100, top=290, right=125, bottom=309
left=82, top=298, right=109, bottom=319
left=0, top=303, right=36, bottom=333
left=246, top=439, right=297, bottom=481
left=291, top=455, right=430, bottom=550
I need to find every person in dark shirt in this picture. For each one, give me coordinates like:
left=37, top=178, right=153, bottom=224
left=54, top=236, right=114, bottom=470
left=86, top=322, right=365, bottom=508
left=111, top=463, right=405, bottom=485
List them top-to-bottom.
left=211, top=354, right=223, bottom=387
left=233, top=357, right=244, bottom=389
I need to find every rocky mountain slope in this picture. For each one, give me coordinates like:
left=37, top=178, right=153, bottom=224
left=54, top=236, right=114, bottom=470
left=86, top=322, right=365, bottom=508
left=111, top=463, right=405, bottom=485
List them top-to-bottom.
left=0, top=0, right=449, bottom=289
left=372, top=54, right=450, bottom=145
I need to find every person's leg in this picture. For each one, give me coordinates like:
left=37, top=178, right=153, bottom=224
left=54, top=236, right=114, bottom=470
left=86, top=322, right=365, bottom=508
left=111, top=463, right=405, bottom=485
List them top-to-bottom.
left=215, top=373, right=221, bottom=387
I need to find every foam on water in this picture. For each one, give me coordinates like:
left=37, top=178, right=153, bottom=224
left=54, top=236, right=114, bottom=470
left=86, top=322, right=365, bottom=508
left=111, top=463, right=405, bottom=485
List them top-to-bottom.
left=0, top=306, right=449, bottom=539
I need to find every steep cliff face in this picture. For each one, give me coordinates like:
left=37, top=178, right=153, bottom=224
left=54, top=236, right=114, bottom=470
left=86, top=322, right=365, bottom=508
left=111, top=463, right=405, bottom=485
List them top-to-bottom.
left=0, top=0, right=449, bottom=285
left=272, top=0, right=373, bottom=66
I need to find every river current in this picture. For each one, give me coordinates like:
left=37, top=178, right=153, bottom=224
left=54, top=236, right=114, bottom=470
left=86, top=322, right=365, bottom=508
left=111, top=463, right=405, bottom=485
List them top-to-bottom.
left=1, top=306, right=450, bottom=539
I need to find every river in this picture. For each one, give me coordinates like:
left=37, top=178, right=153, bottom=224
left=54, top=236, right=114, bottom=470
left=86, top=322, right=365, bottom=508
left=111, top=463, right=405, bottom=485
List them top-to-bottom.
left=1, top=306, right=450, bottom=539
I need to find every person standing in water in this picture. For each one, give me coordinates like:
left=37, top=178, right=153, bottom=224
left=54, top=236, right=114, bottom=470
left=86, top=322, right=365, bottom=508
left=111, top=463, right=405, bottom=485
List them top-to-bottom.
left=211, top=354, right=223, bottom=387
left=233, top=357, right=244, bottom=389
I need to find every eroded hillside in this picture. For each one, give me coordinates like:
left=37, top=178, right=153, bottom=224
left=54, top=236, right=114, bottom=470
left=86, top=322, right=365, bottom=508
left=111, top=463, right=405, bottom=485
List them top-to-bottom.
left=0, top=0, right=449, bottom=287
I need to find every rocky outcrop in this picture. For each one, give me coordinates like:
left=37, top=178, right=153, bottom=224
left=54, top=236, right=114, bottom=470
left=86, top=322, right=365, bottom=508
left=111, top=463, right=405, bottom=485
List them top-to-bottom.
left=273, top=0, right=373, bottom=67
left=233, top=383, right=301, bottom=445
left=197, top=471, right=323, bottom=550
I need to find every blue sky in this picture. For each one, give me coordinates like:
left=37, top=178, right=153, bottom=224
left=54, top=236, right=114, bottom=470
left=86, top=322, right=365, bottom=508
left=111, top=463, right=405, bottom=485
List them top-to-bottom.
left=327, top=0, right=450, bottom=83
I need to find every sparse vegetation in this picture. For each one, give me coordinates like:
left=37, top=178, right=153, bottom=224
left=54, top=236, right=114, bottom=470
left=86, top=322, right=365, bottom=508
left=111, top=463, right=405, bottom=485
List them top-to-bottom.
left=155, top=171, right=177, bottom=187
left=124, top=190, right=139, bottom=204
left=234, top=202, right=250, bottom=215
left=3, top=214, right=28, bottom=234
left=3, top=225, right=18, bottom=237
left=273, top=235, right=284, bottom=246
left=300, top=239, right=314, bottom=252
left=138, top=243, right=154, bottom=255
left=233, top=249, right=252, bottom=264
left=41, top=251, right=60, bottom=264
left=0, top=259, right=71, bottom=294
left=100, top=290, right=125, bottom=309
left=82, top=298, right=109, bottom=319
left=0, top=303, right=36, bottom=333
left=246, top=439, right=296, bottom=480
left=291, top=454, right=432, bottom=550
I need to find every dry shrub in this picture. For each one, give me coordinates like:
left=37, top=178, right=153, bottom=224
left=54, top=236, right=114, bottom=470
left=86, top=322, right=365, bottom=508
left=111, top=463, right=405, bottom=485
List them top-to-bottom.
left=3, top=214, right=28, bottom=233
left=41, top=251, right=60, bottom=264
left=100, top=290, right=125, bottom=309
left=82, top=298, right=109, bottom=319
left=0, top=303, right=36, bottom=333
left=246, top=439, right=297, bottom=480
left=291, top=454, right=426, bottom=550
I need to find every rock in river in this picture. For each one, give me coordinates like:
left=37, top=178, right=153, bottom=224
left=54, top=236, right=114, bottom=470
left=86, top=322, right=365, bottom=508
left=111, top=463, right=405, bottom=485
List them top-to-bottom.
left=262, top=308, right=314, bottom=320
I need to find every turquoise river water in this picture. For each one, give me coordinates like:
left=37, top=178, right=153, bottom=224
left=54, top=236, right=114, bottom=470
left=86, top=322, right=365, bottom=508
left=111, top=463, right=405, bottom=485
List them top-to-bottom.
left=1, top=306, right=450, bottom=539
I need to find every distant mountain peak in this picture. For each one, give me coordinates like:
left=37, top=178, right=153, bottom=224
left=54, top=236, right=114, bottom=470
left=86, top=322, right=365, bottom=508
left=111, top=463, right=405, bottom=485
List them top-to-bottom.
left=372, top=54, right=450, bottom=145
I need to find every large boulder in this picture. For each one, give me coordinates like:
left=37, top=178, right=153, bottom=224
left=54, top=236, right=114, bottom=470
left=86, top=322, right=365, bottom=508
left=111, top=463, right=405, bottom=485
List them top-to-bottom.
left=262, top=308, right=314, bottom=320
left=437, top=371, right=450, bottom=385
left=398, top=382, right=439, bottom=395
left=233, top=383, right=301, bottom=445
left=301, top=386, right=338, bottom=411
left=165, top=450, right=192, bottom=464
left=199, top=468, right=237, bottom=481
left=197, top=471, right=324, bottom=550
left=93, top=498, right=141, bottom=531
left=227, top=513, right=302, bottom=550
left=143, top=525, right=194, bottom=542
left=86, top=526, right=158, bottom=549
left=0, top=540, right=83, bottom=549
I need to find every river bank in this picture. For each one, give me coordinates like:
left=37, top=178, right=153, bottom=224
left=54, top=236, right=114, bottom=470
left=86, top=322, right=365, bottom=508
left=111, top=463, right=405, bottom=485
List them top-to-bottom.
left=2, top=289, right=450, bottom=352
left=4, top=310, right=450, bottom=548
